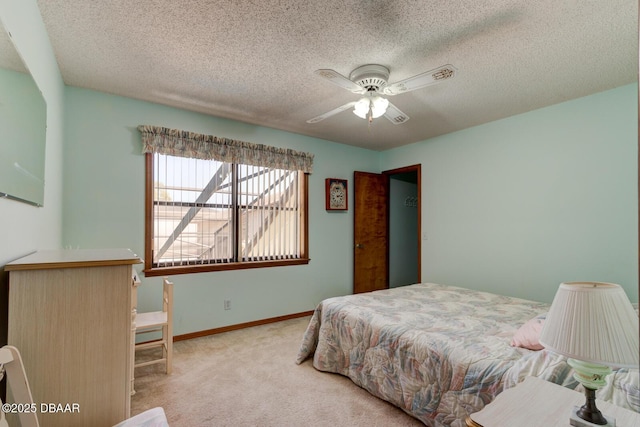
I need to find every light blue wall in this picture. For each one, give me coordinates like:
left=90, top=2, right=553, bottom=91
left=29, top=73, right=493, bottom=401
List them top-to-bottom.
left=0, top=0, right=64, bottom=265
left=381, top=84, right=638, bottom=303
left=62, top=86, right=379, bottom=335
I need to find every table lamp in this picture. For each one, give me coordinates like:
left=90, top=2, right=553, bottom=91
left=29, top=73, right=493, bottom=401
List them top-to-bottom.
left=539, top=282, right=639, bottom=427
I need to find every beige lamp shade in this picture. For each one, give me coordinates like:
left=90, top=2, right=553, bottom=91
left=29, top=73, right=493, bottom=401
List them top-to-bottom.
left=539, top=282, right=639, bottom=369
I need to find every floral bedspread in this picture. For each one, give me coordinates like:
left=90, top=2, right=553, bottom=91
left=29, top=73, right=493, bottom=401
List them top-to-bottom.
left=296, top=283, right=581, bottom=426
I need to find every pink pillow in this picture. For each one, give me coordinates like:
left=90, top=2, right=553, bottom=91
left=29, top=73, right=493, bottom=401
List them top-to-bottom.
left=511, top=315, right=545, bottom=350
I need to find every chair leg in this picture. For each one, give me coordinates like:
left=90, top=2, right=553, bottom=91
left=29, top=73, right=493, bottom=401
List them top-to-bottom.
left=164, top=324, right=173, bottom=375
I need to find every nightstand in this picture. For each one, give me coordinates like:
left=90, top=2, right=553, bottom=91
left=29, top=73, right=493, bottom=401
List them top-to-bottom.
left=466, top=376, right=640, bottom=427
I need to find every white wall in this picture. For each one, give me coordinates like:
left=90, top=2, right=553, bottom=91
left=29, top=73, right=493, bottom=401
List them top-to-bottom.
left=0, top=0, right=65, bottom=343
left=381, top=84, right=638, bottom=303
left=62, top=86, right=379, bottom=336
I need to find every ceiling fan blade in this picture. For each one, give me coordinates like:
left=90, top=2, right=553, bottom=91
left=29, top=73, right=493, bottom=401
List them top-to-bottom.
left=383, top=64, right=457, bottom=96
left=314, top=69, right=366, bottom=94
left=306, top=101, right=357, bottom=124
left=383, top=102, right=410, bottom=125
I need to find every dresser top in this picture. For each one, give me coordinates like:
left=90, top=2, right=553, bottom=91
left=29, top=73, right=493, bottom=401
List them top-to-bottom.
left=5, top=248, right=142, bottom=271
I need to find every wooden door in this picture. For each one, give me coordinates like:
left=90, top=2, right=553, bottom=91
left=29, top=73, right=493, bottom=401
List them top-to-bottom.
left=353, top=171, right=389, bottom=293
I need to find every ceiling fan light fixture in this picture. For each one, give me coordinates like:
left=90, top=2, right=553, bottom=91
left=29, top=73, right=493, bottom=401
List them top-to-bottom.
left=308, top=63, right=454, bottom=125
left=353, top=96, right=389, bottom=120
left=370, top=96, right=389, bottom=118
left=353, top=98, right=370, bottom=119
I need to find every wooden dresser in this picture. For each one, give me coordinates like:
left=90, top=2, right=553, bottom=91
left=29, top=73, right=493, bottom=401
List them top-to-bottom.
left=5, top=248, right=142, bottom=427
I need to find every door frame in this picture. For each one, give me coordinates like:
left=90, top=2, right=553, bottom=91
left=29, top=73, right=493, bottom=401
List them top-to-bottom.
left=383, top=164, right=421, bottom=284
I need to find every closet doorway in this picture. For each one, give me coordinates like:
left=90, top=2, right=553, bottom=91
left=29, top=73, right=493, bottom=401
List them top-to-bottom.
left=388, top=166, right=420, bottom=288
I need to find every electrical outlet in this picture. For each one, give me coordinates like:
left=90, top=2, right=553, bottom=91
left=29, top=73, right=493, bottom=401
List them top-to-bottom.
left=224, top=299, right=231, bottom=310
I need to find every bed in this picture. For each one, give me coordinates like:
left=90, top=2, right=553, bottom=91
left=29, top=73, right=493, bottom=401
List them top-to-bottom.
left=296, top=283, right=639, bottom=426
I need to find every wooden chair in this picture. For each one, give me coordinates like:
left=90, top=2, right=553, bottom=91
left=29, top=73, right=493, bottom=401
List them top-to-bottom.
left=134, top=278, right=173, bottom=375
left=0, top=345, right=39, bottom=427
left=1, top=345, right=169, bottom=427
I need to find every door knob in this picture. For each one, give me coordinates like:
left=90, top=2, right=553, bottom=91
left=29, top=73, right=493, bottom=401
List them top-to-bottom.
left=355, top=243, right=364, bottom=249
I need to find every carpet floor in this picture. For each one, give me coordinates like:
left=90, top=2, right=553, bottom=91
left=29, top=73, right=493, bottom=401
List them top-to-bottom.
left=132, top=316, right=423, bottom=426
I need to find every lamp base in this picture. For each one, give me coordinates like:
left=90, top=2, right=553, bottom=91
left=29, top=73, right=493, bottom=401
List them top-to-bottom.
left=570, top=406, right=616, bottom=427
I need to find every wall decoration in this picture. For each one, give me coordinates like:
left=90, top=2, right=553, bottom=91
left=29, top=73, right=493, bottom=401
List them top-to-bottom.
left=325, top=178, right=348, bottom=211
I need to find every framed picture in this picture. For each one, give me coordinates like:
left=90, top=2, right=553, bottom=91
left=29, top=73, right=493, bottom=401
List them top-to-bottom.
left=325, top=178, right=348, bottom=211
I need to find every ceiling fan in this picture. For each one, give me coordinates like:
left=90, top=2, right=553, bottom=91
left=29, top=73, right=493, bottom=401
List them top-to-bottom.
left=306, top=63, right=457, bottom=125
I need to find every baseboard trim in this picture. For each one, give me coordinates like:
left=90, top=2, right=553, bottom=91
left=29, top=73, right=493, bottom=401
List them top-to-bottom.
left=173, top=310, right=314, bottom=342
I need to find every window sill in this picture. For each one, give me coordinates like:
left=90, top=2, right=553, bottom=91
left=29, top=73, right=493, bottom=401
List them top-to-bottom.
left=143, top=258, right=310, bottom=277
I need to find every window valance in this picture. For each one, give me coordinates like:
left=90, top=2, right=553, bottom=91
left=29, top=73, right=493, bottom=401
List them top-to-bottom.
left=138, top=125, right=314, bottom=173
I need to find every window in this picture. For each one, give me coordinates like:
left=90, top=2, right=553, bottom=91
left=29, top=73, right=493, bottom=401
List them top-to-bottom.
left=140, top=126, right=311, bottom=276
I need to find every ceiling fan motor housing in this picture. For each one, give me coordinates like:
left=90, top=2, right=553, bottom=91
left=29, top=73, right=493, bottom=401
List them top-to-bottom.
left=349, top=64, right=390, bottom=92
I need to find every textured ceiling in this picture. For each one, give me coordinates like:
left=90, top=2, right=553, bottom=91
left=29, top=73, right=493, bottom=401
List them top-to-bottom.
left=12, top=1, right=640, bottom=149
